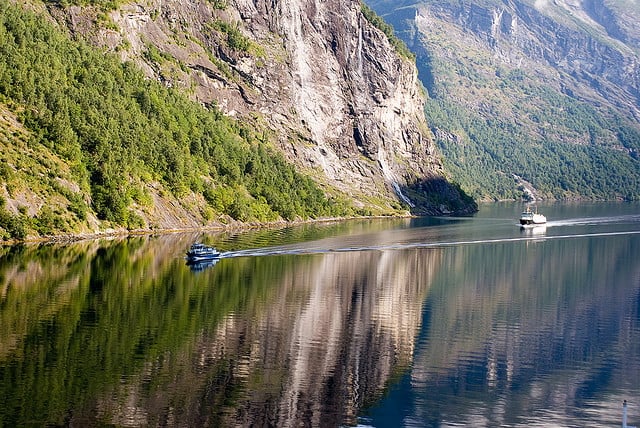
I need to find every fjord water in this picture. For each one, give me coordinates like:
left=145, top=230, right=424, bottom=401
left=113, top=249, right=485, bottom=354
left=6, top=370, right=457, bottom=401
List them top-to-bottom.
left=1, top=203, right=639, bottom=427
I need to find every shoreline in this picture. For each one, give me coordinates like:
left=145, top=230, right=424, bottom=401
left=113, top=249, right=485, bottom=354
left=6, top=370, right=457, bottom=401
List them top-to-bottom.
left=0, top=214, right=415, bottom=247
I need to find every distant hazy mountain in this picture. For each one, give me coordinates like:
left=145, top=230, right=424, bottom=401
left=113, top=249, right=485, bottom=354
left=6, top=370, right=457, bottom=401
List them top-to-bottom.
left=366, top=0, right=640, bottom=201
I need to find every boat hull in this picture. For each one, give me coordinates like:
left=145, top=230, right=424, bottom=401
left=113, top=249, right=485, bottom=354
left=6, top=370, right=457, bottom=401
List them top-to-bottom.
left=520, top=218, right=546, bottom=225
left=186, top=254, right=220, bottom=262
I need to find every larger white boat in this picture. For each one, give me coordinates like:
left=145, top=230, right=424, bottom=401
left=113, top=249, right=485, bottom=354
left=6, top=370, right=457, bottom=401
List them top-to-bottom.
left=519, top=206, right=547, bottom=225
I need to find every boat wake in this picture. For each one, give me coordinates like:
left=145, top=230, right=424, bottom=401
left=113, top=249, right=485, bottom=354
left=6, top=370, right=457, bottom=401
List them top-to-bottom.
left=546, top=214, right=640, bottom=228
left=218, top=229, right=640, bottom=259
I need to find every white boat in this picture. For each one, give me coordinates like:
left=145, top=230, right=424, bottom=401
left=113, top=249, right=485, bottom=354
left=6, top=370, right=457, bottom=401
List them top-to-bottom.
left=519, top=206, right=547, bottom=225
left=186, top=243, right=221, bottom=262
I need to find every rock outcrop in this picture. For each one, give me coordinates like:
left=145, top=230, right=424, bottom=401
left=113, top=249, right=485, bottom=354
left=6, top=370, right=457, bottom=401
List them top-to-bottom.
left=55, top=0, right=475, bottom=215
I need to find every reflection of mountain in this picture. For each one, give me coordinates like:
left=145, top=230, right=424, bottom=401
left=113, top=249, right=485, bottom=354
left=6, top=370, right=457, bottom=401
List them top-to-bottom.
left=0, top=235, right=440, bottom=426
left=409, top=236, right=640, bottom=425
left=117, top=249, right=439, bottom=427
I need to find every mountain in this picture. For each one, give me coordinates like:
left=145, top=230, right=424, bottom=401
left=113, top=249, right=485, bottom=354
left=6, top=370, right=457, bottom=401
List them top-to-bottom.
left=0, top=0, right=476, bottom=241
left=365, top=0, right=640, bottom=201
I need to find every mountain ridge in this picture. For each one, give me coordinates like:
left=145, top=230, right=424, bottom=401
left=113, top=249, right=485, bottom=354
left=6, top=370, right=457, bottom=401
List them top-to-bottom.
left=0, top=0, right=476, bottom=241
left=366, top=0, right=640, bottom=201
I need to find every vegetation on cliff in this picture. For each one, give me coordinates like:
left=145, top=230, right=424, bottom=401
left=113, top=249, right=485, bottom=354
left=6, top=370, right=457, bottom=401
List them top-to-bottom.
left=0, top=0, right=359, bottom=241
left=49, top=0, right=122, bottom=10
left=360, top=2, right=415, bottom=60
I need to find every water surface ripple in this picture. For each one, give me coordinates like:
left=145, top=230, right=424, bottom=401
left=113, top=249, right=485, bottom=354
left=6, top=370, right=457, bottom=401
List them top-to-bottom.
left=1, top=202, right=639, bottom=427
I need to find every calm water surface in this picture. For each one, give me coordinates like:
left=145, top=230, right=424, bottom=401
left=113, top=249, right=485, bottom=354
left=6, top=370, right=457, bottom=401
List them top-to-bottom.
left=1, top=202, right=639, bottom=427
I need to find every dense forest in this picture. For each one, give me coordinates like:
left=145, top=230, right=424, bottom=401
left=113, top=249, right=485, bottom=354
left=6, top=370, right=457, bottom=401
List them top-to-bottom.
left=0, top=0, right=361, bottom=241
left=425, top=69, right=640, bottom=201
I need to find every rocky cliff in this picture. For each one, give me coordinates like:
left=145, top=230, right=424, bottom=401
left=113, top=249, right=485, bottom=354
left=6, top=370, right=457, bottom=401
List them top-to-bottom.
left=54, top=0, right=474, bottom=215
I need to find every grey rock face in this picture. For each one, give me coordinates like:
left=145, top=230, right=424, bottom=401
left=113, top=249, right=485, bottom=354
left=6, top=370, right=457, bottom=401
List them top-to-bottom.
left=60, top=0, right=475, bottom=214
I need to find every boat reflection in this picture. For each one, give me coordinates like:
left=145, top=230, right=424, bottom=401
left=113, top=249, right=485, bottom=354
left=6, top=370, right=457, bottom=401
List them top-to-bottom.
left=520, top=224, right=547, bottom=236
left=186, top=257, right=220, bottom=272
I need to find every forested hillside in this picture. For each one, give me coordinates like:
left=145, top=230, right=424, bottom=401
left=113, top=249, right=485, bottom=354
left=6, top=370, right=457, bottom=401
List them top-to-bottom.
left=0, top=0, right=360, bottom=241
left=0, top=0, right=480, bottom=241
left=366, top=0, right=640, bottom=201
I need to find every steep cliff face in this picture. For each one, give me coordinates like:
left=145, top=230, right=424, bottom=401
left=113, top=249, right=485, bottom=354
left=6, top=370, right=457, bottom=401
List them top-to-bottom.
left=56, top=0, right=474, bottom=215
left=236, top=0, right=444, bottom=210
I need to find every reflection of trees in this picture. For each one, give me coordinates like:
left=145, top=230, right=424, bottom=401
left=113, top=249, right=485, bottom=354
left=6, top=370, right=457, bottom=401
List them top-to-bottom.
left=0, top=234, right=440, bottom=426
left=0, top=234, right=227, bottom=426
left=410, top=236, right=640, bottom=425
left=0, top=242, right=97, bottom=360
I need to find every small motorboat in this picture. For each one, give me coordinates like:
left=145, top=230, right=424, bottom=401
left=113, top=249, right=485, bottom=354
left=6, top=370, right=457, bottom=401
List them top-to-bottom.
left=519, top=206, right=547, bottom=225
left=186, top=243, right=221, bottom=262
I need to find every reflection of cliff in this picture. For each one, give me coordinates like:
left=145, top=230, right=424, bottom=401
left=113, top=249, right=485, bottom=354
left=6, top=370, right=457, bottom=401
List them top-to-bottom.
left=410, top=236, right=640, bottom=423
left=103, top=249, right=440, bottom=426
left=275, top=250, right=433, bottom=426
